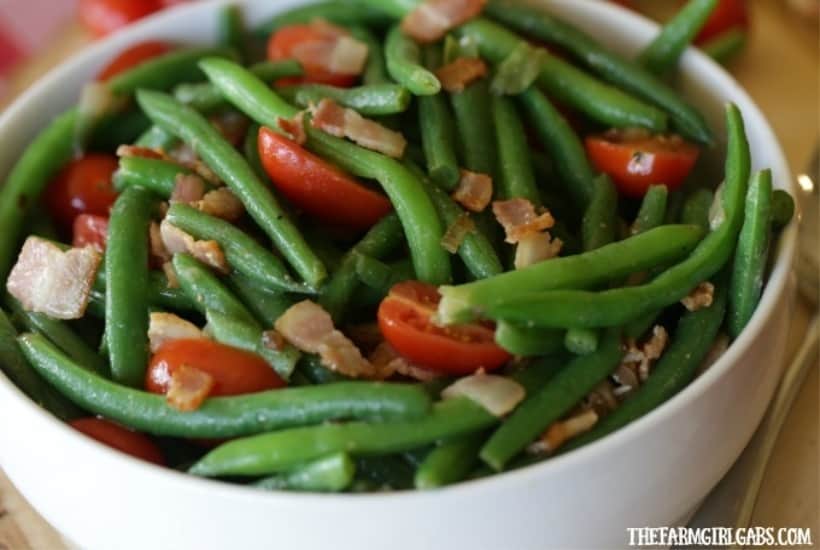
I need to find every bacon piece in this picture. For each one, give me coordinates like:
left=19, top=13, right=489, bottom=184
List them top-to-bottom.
left=401, top=0, right=487, bottom=44
left=291, top=21, right=368, bottom=76
left=435, top=57, right=487, bottom=93
left=311, top=99, right=407, bottom=158
left=210, top=111, right=248, bottom=147
left=277, top=111, right=307, bottom=145
left=116, top=144, right=165, bottom=160
left=452, top=170, right=492, bottom=213
left=170, top=173, right=206, bottom=204
left=193, top=187, right=244, bottom=222
left=492, top=198, right=555, bottom=243
left=440, top=212, right=476, bottom=254
left=159, top=220, right=229, bottom=274
left=150, top=221, right=171, bottom=265
left=513, top=232, right=562, bottom=269
left=6, top=237, right=101, bottom=320
left=162, top=261, right=179, bottom=289
left=681, top=281, right=715, bottom=312
left=148, top=312, right=205, bottom=353
left=622, top=325, right=669, bottom=382
left=261, top=330, right=287, bottom=352
left=369, top=342, right=440, bottom=382
left=166, top=364, right=214, bottom=412
left=442, top=371, right=525, bottom=417
left=530, top=409, right=599, bottom=454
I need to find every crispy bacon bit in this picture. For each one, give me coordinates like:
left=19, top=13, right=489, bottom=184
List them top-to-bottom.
left=401, top=0, right=487, bottom=44
left=291, top=21, right=368, bottom=76
left=329, top=35, right=369, bottom=74
left=435, top=57, right=487, bottom=93
left=311, top=99, right=407, bottom=158
left=210, top=111, right=249, bottom=147
left=278, top=111, right=307, bottom=144
left=116, top=144, right=165, bottom=160
left=167, top=146, right=221, bottom=185
left=452, top=170, right=492, bottom=213
left=170, top=173, right=206, bottom=204
left=193, top=188, right=244, bottom=222
left=492, top=198, right=555, bottom=243
left=440, top=212, right=476, bottom=254
left=159, top=220, right=229, bottom=274
left=150, top=221, right=171, bottom=265
left=514, top=232, right=562, bottom=269
left=6, top=237, right=101, bottom=320
left=162, top=261, right=179, bottom=288
left=681, top=281, right=715, bottom=312
left=275, top=300, right=376, bottom=378
left=148, top=312, right=205, bottom=353
left=345, top=323, right=385, bottom=352
left=622, top=325, right=669, bottom=382
left=261, top=330, right=286, bottom=352
left=368, top=342, right=440, bottom=382
left=610, top=363, right=640, bottom=398
left=166, top=364, right=214, bottom=412
left=442, top=371, right=525, bottom=417
left=582, top=381, right=619, bottom=416
left=530, top=409, right=599, bottom=454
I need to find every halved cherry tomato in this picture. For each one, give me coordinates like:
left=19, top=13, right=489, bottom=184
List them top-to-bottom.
left=78, top=0, right=163, bottom=38
left=694, top=0, right=748, bottom=45
left=267, top=23, right=358, bottom=87
left=96, top=41, right=172, bottom=81
left=258, top=127, right=392, bottom=230
left=585, top=130, right=700, bottom=198
left=45, top=153, right=119, bottom=230
left=72, top=214, right=109, bottom=252
left=378, top=281, right=512, bottom=375
left=145, top=339, right=286, bottom=396
left=70, top=417, right=165, bottom=465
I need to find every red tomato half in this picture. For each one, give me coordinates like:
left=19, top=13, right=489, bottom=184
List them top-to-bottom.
left=79, top=0, right=163, bottom=38
left=694, top=0, right=748, bottom=45
left=267, top=24, right=358, bottom=87
left=96, top=41, right=171, bottom=81
left=258, top=127, right=392, bottom=230
left=585, top=130, right=700, bottom=198
left=46, top=154, right=119, bottom=230
left=72, top=214, right=109, bottom=252
left=378, top=281, right=512, bottom=375
left=146, top=339, right=286, bottom=396
left=70, top=417, right=164, bottom=465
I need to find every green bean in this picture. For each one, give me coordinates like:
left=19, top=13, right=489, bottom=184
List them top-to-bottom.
left=638, top=0, right=719, bottom=75
left=254, top=1, right=391, bottom=37
left=486, top=1, right=711, bottom=143
left=217, top=4, right=248, bottom=62
left=456, top=18, right=668, bottom=132
left=384, top=25, right=441, bottom=96
left=350, top=26, right=390, bottom=85
left=701, top=28, right=747, bottom=65
left=491, top=42, right=543, bottom=96
left=108, top=47, right=237, bottom=95
left=198, top=58, right=451, bottom=284
left=450, top=81, right=496, bottom=177
left=280, top=83, right=411, bottom=115
left=518, top=88, right=596, bottom=207
left=136, top=90, right=327, bottom=288
left=492, top=95, right=540, bottom=203
left=484, top=105, right=750, bottom=329
left=0, top=109, right=76, bottom=281
left=89, top=109, right=151, bottom=152
left=243, top=122, right=267, bottom=181
left=135, top=125, right=178, bottom=150
left=112, top=156, right=195, bottom=196
left=728, top=169, right=773, bottom=339
left=582, top=175, right=618, bottom=252
left=633, top=185, right=669, bottom=234
left=105, top=186, right=153, bottom=387
left=680, top=188, right=714, bottom=231
left=771, top=189, right=795, bottom=230
left=165, top=203, right=309, bottom=293
left=319, top=213, right=404, bottom=322
left=437, top=224, right=705, bottom=324
left=172, top=253, right=259, bottom=327
left=354, top=253, right=394, bottom=290
left=351, top=258, right=415, bottom=307
left=90, top=265, right=195, bottom=313
left=226, top=273, right=296, bottom=327
left=564, top=275, right=728, bottom=452
left=0, top=310, right=80, bottom=420
left=205, top=310, right=300, bottom=380
left=494, top=322, right=564, bottom=357
left=563, top=327, right=599, bottom=355
left=480, top=328, right=622, bottom=470
left=19, top=332, right=431, bottom=438
left=298, top=354, right=349, bottom=385
left=508, top=354, right=567, bottom=394
left=189, top=397, right=495, bottom=477
left=414, top=433, right=485, bottom=489
left=254, top=453, right=356, bottom=492
left=356, top=455, right=415, bottom=490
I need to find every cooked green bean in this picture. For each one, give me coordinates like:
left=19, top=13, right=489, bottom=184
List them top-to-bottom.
left=638, top=0, right=719, bottom=75
left=254, top=1, right=391, bottom=37
left=217, top=4, right=248, bottom=62
left=384, top=25, right=441, bottom=96
left=350, top=26, right=390, bottom=85
left=701, top=28, right=747, bottom=65
left=491, top=42, right=543, bottom=96
left=418, top=45, right=460, bottom=190
left=280, top=83, right=411, bottom=116
left=136, top=89, right=327, bottom=288
left=492, top=95, right=540, bottom=203
left=0, top=109, right=76, bottom=281
left=89, top=109, right=151, bottom=152
left=243, top=122, right=267, bottom=181
left=135, top=125, right=178, bottom=150
left=112, top=156, right=196, bottom=196
left=728, top=169, right=773, bottom=339
left=582, top=175, right=618, bottom=252
left=633, top=185, right=669, bottom=234
left=105, top=186, right=153, bottom=387
left=680, top=188, right=714, bottom=231
left=771, top=189, right=795, bottom=229
left=166, top=203, right=309, bottom=293
left=172, top=253, right=259, bottom=327
left=354, top=253, right=394, bottom=290
left=89, top=265, right=195, bottom=314
left=226, top=273, right=296, bottom=327
left=205, top=310, right=300, bottom=380
left=494, top=322, right=564, bottom=357
left=563, top=327, right=599, bottom=355
left=480, top=328, right=622, bottom=470
left=19, top=332, right=432, bottom=438
left=298, top=354, right=349, bottom=385
left=508, top=354, right=566, bottom=394
left=189, top=397, right=496, bottom=477
left=415, top=433, right=485, bottom=489
left=254, top=453, right=356, bottom=492
left=356, top=455, right=416, bottom=490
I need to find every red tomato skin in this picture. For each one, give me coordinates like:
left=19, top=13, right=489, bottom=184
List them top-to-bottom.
left=79, top=0, right=163, bottom=38
left=695, top=0, right=748, bottom=45
left=266, top=24, right=358, bottom=87
left=96, top=41, right=171, bottom=81
left=257, top=127, right=392, bottom=230
left=584, top=134, right=700, bottom=198
left=46, top=154, right=119, bottom=230
left=72, top=214, right=109, bottom=252
left=377, top=282, right=512, bottom=375
left=145, top=339, right=286, bottom=396
left=70, top=417, right=165, bottom=465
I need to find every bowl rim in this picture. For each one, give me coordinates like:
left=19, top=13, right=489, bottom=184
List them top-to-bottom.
left=0, top=0, right=798, bottom=505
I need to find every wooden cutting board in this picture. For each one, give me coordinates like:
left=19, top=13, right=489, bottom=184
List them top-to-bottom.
left=1, top=1, right=817, bottom=548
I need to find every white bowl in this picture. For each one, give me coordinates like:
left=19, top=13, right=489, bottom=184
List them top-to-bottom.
left=0, top=1, right=797, bottom=549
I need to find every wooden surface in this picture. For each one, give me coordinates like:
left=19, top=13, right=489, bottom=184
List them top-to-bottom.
left=0, top=1, right=818, bottom=548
